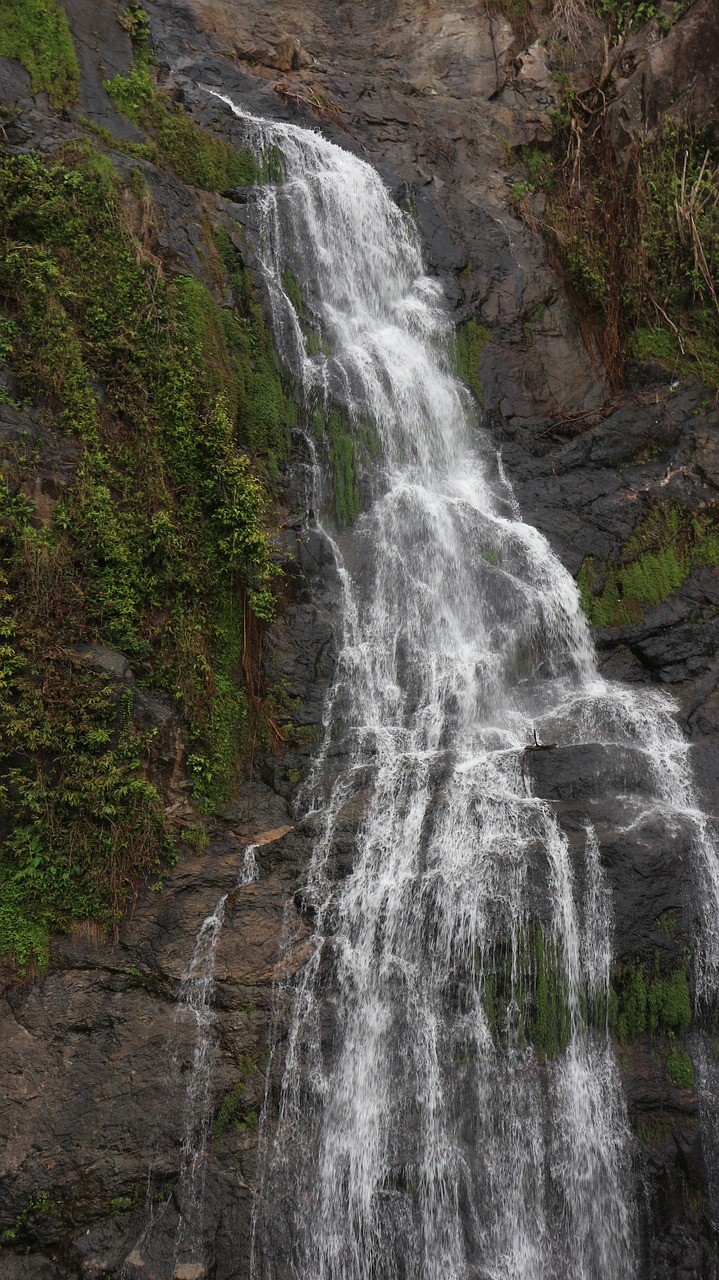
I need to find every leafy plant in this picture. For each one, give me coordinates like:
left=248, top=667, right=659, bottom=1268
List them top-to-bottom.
left=0, top=0, right=79, bottom=109
left=105, top=61, right=258, bottom=191
left=0, top=145, right=296, bottom=965
left=577, top=501, right=719, bottom=625
left=666, top=1047, right=694, bottom=1089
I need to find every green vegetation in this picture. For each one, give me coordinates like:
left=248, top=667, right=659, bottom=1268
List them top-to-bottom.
left=0, top=0, right=79, bottom=109
left=593, top=0, right=689, bottom=34
left=117, top=3, right=152, bottom=44
left=101, top=13, right=258, bottom=192
left=105, top=61, right=258, bottom=191
left=544, top=90, right=719, bottom=390
left=77, top=115, right=155, bottom=163
left=0, top=145, right=295, bottom=969
left=516, top=146, right=555, bottom=195
left=281, top=266, right=303, bottom=317
left=450, top=319, right=491, bottom=404
left=312, top=405, right=361, bottom=525
left=326, top=407, right=359, bottom=525
left=577, top=502, right=719, bottom=625
left=181, top=825, right=211, bottom=853
left=657, top=909, right=677, bottom=935
left=481, top=924, right=572, bottom=1060
left=481, top=930, right=695, bottom=1064
left=610, top=959, right=691, bottom=1043
left=611, top=963, right=647, bottom=1043
left=648, top=967, right=692, bottom=1038
left=666, top=1047, right=694, bottom=1089
left=213, top=1053, right=258, bottom=1141
left=635, top=1112, right=673, bottom=1146
left=110, top=1185, right=140, bottom=1214
left=1, top=1192, right=60, bottom=1244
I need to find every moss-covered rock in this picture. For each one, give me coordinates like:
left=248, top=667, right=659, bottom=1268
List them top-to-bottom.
left=0, top=0, right=79, bottom=109
left=0, top=139, right=297, bottom=968
left=577, top=501, right=719, bottom=626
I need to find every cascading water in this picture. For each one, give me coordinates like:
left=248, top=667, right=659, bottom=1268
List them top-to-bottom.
left=212, top=95, right=719, bottom=1279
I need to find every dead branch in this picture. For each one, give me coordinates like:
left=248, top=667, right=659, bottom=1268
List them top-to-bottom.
left=274, top=83, right=344, bottom=120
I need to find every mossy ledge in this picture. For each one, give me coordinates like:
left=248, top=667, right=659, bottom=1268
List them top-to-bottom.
left=0, top=136, right=297, bottom=971
left=577, top=501, right=719, bottom=626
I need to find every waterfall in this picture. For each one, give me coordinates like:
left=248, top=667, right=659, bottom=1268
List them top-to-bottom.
left=211, top=94, right=718, bottom=1279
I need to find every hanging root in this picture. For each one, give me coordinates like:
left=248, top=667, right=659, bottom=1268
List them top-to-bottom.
left=550, top=0, right=592, bottom=47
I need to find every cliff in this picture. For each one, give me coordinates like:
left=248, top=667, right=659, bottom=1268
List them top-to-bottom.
left=1, top=0, right=719, bottom=1277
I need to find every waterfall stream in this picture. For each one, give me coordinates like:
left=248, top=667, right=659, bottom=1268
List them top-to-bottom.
left=211, top=95, right=718, bottom=1280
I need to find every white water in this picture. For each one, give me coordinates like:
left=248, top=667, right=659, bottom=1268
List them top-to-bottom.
left=212, top=95, right=719, bottom=1279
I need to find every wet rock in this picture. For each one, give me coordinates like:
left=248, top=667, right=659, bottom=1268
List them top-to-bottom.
left=70, top=642, right=133, bottom=682
left=526, top=741, right=652, bottom=802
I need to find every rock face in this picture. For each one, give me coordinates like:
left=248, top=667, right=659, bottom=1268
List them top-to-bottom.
left=2, top=0, right=719, bottom=1277
left=608, top=0, right=719, bottom=166
left=498, top=379, right=719, bottom=815
left=0, top=824, right=311, bottom=1280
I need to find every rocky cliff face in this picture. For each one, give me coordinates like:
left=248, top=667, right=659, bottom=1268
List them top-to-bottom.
left=1, top=1, right=719, bottom=1277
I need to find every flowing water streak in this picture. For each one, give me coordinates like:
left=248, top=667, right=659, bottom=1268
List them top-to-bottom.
left=211, top=93, right=715, bottom=1278
left=172, top=843, right=259, bottom=1273
left=120, top=846, right=258, bottom=1279
left=170, top=891, right=230, bottom=1272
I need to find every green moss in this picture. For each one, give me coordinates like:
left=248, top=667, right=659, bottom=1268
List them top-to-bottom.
left=0, top=0, right=79, bottom=109
left=105, top=61, right=258, bottom=191
left=259, top=142, right=283, bottom=185
left=0, top=147, right=296, bottom=967
left=281, top=266, right=303, bottom=317
left=450, top=319, right=491, bottom=403
left=313, top=406, right=360, bottom=525
left=577, top=502, right=719, bottom=626
left=480, top=924, right=572, bottom=1060
left=610, top=958, right=692, bottom=1043
left=612, top=964, right=647, bottom=1043
left=648, top=967, right=691, bottom=1039
left=666, top=1047, right=694, bottom=1089
left=635, top=1112, right=673, bottom=1146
